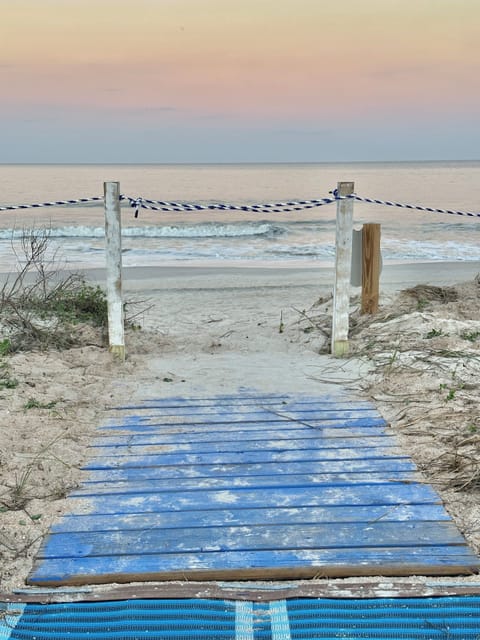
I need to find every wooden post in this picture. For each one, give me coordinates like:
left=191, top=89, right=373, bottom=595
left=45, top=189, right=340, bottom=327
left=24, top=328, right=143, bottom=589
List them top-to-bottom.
left=104, top=181, right=125, bottom=361
left=331, top=181, right=355, bottom=357
left=361, top=223, right=381, bottom=314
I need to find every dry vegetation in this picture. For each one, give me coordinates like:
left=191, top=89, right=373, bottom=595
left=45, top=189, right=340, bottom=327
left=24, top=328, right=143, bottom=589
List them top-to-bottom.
left=0, top=228, right=109, bottom=352
left=291, top=277, right=480, bottom=552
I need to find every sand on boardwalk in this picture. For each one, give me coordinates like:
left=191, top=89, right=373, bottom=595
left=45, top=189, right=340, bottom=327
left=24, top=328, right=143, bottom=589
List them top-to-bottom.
left=0, top=261, right=479, bottom=593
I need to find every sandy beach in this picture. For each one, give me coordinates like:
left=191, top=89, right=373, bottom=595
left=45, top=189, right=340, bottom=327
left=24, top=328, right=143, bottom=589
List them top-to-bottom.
left=1, top=259, right=480, bottom=593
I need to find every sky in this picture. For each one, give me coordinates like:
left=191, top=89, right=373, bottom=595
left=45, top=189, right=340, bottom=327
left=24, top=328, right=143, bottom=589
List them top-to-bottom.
left=1, top=0, right=479, bottom=163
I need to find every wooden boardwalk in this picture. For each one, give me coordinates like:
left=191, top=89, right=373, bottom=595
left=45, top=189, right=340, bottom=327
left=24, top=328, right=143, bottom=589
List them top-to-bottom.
left=29, top=394, right=480, bottom=586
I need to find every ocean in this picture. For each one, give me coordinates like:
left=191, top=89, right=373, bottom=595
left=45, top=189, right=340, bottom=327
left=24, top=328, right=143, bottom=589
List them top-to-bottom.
left=0, top=162, right=479, bottom=271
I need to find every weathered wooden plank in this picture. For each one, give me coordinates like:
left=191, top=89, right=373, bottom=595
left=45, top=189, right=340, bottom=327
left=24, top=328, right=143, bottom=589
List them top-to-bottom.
left=113, top=394, right=292, bottom=409
left=114, top=396, right=374, bottom=409
left=114, top=402, right=378, bottom=415
left=109, top=404, right=377, bottom=417
left=107, top=406, right=381, bottom=419
left=154, top=411, right=386, bottom=425
left=101, top=415, right=387, bottom=431
left=100, top=418, right=387, bottom=435
left=101, top=422, right=389, bottom=437
left=92, top=425, right=389, bottom=446
left=89, top=435, right=395, bottom=458
left=84, top=446, right=403, bottom=469
left=83, top=457, right=416, bottom=483
left=73, top=470, right=419, bottom=496
left=71, top=483, right=441, bottom=515
left=51, top=504, right=452, bottom=534
left=38, top=521, right=468, bottom=559
left=35, top=544, right=480, bottom=573
left=29, top=546, right=480, bottom=586
left=11, top=580, right=480, bottom=603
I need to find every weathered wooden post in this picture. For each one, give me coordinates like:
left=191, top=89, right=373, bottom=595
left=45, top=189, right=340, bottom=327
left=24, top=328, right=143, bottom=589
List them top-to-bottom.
left=104, top=181, right=125, bottom=361
left=331, top=181, right=354, bottom=357
left=361, top=223, right=381, bottom=314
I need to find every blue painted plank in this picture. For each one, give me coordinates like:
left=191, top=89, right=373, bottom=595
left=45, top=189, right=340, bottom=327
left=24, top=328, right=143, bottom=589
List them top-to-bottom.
left=113, top=394, right=293, bottom=408
left=114, top=395, right=374, bottom=409
left=108, top=403, right=375, bottom=416
left=110, top=403, right=379, bottom=422
left=107, top=406, right=382, bottom=419
left=134, top=411, right=386, bottom=425
left=101, top=415, right=387, bottom=431
left=100, top=418, right=387, bottom=435
left=92, top=426, right=389, bottom=446
left=89, top=436, right=396, bottom=458
left=84, top=446, right=403, bottom=469
left=84, top=458, right=417, bottom=482
left=73, top=471, right=419, bottom=496
left=70, top=483, right=441, bottom=515
left=51, top=504, right=452, bottom=533
left=38, top=521, right=468, bottom=560
left=29, top=546, right=480, bottom=585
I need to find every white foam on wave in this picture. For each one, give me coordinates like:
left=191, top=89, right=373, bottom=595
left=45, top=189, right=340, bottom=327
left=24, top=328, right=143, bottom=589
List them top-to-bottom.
left=0, top=222, right=285, bottom=240
left=383, top=238, right=479, bottom=261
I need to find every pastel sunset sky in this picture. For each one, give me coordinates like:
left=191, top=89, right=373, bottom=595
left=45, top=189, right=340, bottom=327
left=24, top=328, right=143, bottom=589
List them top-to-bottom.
left=1, top=0, right=479, bottom=162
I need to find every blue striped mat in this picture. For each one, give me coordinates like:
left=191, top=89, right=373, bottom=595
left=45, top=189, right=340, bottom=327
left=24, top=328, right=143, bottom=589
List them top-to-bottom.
left=2, top=596, right=480, bottom=639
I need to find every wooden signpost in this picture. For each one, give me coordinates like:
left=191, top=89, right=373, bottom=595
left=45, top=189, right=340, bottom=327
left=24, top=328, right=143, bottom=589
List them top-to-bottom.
left=361, top=223, right=381, bottom=315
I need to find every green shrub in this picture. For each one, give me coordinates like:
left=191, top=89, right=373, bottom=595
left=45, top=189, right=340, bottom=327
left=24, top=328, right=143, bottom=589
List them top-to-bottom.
left=31, top=280, right=108, bottom=327
left=0, top=338, right=11, bottom=356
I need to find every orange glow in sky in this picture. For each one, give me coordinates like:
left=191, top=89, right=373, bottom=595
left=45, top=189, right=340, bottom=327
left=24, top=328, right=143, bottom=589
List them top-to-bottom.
left=1, top=0, right=479, bottom=161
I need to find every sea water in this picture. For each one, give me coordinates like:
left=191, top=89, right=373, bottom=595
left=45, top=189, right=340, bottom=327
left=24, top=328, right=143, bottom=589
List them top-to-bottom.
left=0, top=162, right=479, bottom=270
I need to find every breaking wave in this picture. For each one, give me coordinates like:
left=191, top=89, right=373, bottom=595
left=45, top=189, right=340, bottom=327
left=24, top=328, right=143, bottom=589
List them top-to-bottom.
left=0, top=222, right=286, bottom=240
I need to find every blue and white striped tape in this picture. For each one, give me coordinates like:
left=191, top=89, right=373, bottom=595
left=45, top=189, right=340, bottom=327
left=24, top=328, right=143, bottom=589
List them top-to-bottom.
left=0, top=191, right=478, bottom=219
left=123, top=193, right=480, bottom=219
left=352, top=194, right=480, bottom=219
left=126, top=196, right=337, bottom=217
left=0, top=197, right=103, bottom=212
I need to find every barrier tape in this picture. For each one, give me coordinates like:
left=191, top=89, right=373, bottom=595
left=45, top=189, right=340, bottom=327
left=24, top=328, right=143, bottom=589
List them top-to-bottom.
left=0, top=191, right=478, bottom=219
left=351, top=194, right=480, bottom=219
left=0, top=196, right=103, bottom=212
left=125, top=196, right=337, bottom=217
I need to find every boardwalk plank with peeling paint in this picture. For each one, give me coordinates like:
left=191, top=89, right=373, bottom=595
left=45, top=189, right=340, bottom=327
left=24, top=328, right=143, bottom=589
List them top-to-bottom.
left=28, top=394, right=480, bottom=586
